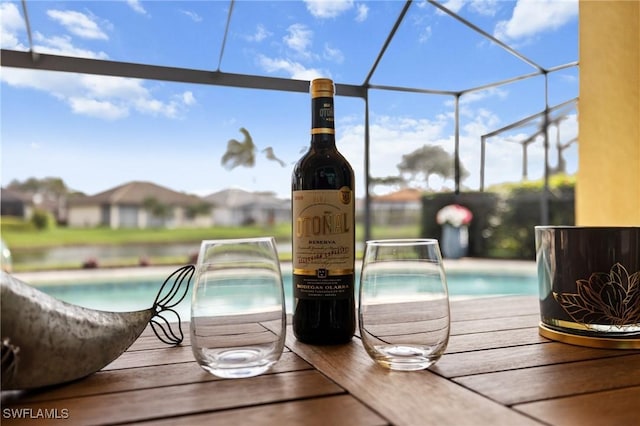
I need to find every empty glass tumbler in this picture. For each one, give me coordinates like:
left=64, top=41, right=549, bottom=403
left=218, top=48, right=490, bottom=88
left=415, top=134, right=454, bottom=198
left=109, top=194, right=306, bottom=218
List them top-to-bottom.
left=190, top=237, right=286, bottom=378
left=359, top=239, right=450, bottom=371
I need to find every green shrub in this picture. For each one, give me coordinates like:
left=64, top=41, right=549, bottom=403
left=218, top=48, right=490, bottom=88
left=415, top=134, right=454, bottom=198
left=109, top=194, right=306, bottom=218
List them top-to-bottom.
left=421, top=174, right=575, bottom=260
left=486, top=175, right=575, bottom=259
left=31, top=209, right=56, bottom=230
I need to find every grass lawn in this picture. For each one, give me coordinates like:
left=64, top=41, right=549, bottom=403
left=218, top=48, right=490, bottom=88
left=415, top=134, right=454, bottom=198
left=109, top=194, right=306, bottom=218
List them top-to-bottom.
left=2, top=219, right=422, bottom=271
left=1, top=223, right=293, bottom=249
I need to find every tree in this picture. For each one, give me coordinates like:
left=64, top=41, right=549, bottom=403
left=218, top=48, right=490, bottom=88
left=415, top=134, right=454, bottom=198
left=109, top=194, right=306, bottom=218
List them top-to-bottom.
left=221, top=128, right=285, bottom=170
left=397, top=145, right=468, bottom=190
left=369, top=175, right=407, bottom=193
left=8, top=177, right=69, bottom=197
left=8, top=177, right=71, bottom=223
left=142, top=197, right=171, bottom=220
left=186, top=201, right=213, bottom=219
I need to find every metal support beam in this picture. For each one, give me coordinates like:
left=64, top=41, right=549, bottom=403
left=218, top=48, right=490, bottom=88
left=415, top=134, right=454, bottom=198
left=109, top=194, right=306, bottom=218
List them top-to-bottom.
left=0, top=49, right=367, bottom=98
left=364, top=93, right=372, bottom=242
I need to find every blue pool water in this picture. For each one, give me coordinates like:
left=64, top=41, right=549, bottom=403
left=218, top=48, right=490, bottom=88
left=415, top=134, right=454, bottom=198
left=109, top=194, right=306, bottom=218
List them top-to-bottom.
left=35, top=270, right=537, bottom=319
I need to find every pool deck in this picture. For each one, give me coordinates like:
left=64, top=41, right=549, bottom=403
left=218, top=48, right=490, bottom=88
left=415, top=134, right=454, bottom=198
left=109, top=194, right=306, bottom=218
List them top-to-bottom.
left=13, top=258, right=537, bottom=285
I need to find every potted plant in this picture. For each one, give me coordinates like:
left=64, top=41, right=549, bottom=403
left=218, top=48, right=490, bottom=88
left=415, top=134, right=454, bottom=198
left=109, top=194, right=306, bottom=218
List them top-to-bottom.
left=436, top=204, right=473, bottom=259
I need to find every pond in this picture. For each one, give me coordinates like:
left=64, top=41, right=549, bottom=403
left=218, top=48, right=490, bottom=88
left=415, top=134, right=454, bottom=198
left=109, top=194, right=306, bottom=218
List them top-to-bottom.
left=11, top=243, right=294, bottom=267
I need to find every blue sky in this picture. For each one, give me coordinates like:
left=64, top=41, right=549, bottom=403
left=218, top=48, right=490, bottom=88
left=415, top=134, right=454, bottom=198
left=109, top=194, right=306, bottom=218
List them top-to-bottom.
left=1, top=0, right=579, bottom=199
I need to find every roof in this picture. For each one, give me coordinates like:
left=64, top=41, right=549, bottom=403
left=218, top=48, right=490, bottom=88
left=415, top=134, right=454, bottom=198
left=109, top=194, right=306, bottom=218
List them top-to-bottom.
left=69, top=181, right=202, bottom=206
left=0, top=188, right=32, bottom=204
left=204, top=188, right=286, bottom=208
left=373, top=188, right=424, bottom=203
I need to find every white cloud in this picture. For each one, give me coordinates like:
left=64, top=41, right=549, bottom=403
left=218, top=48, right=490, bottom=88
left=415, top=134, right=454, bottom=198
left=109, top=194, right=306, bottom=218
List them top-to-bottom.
left=126, top=0, right=147, bottom=15
left=303, top=0, right=367, bottom=22
left=304, top=0, right=354, bottom=18
left=437, top=0, right=499, bottom=16
left=439, top=0, right=465, bottom=13
left=468, top=0, right=499, bottom=16
left=494, top=0, right=578, bottom=42
left=0, top=2, right=26, bottom=49
left=0, top=2, right=23, bottom=31
left=355, top=4, right=369, bottom=22
left=1, top=5, right=193, bottom=121
left=47, top=9, right=109, bottom=40
left=181, top=10, right=202, bottom=23
left=256, top=22, right=328, bottom=78
left=284, top=23, right=313, bottom=55
left=245, top=24, right=271, bottom=42
left=419, top=25, right=432, bottom=44
left=32, top=32, right=109, bottom=59
left=323, top=43, right=344, bottom=63
left=256, top=55, right=324, bottom=80
left=2, top=69, right=194, bottom=120
left=80, top=74, right=148, bottom=100
left=460, top=87, right=508, bottom=105
left=181, top=91, right=196, bottom=106
left=337, top=91, right=573, bottom=196
left=68, top=97, right=128, bottom=120
left=135, top=97, right=179, bottom=118
left=462, top=108, right=501, bottom=135
left=338, top=114, right=451, bottom=193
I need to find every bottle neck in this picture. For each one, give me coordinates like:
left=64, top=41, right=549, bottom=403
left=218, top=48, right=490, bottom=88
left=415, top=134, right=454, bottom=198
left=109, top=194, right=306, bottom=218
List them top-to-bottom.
left=310, top=96, right=335, bottom=149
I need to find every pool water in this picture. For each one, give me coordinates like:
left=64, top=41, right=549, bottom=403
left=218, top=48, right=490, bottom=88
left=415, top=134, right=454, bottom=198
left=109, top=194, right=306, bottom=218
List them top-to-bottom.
left=36, top=270, right=537, bottom=320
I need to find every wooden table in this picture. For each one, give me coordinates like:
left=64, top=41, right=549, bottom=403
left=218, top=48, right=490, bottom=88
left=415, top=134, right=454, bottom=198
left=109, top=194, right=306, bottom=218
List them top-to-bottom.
left=2, top=295, right=639, bottom=425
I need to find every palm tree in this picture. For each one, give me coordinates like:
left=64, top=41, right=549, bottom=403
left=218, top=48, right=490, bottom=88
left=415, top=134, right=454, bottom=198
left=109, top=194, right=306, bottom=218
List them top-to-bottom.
left=221, top=128, right=285, bottom=169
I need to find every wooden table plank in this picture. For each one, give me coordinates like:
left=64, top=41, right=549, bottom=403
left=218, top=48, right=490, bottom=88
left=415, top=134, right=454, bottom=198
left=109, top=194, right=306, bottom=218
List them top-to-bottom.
left=449, top=296, right=539, bottom=321
left=450, top=313, right=540, bottom=335
left=446, top=327, right=549, bottom=353
left=285, top=328, right=543, bottom=426
left=128, top=332, right=192, bottom=351
left=432, top=341, right=635, bottom=378
left=102, top=345, right=196, bottom=370
left=7, top=352, right=311, bottom=404
left=454, top=353, right=640, bottom=406
left=2, top=370, right=344, bottom=425
left=514, top=386, right=640, bottom=426
left=141, top=395, right=388, bottom=426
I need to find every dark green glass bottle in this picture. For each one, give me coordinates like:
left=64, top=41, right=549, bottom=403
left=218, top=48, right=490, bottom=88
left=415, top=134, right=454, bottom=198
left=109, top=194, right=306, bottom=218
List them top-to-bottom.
left=291, top=78, right=356, bottom=344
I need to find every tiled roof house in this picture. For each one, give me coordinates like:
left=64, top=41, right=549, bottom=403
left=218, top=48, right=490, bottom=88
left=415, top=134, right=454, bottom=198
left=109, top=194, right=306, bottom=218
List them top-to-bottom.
left=67, top=181, right=212, bottom=228
left=0, top=187, right=33, bottom=219
left=204, top=188, right=290, bottom=226
left=371, top=188, right=423, bottom=226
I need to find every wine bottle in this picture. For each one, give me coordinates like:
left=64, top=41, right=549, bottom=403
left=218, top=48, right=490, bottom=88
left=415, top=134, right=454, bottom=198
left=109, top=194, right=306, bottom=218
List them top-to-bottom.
left=291, top=78, right=356, bottom=344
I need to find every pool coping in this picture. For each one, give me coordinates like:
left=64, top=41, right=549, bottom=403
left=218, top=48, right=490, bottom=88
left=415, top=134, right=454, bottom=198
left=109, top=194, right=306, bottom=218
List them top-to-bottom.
left=13, top=258, right=536, bottom=286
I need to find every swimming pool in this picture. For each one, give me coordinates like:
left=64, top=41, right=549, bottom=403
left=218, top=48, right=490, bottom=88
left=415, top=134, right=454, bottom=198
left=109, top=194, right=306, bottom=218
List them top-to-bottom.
left=32, top=266, right=537, bottom=320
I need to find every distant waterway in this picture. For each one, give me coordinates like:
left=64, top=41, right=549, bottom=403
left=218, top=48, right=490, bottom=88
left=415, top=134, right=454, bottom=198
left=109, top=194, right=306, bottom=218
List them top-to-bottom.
left=11, top=242, right=294, bottom=268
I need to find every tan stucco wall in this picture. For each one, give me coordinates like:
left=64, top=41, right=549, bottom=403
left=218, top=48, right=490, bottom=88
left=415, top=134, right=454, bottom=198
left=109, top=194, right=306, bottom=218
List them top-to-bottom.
left=577, top=1, right=640, bottom=225
left=67, top=205, right=101, bottom=228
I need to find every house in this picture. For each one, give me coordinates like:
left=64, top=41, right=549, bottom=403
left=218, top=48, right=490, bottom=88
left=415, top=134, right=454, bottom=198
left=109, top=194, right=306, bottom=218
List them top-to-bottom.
left=67, top=181, right=212, bottom=229
left=0, top=187, right=68, bottom=222
left=0, top=188, right=33, bottom=219
left=204, top=188, right=290, bottom=227
left=370, top=188, right=423, bottom=226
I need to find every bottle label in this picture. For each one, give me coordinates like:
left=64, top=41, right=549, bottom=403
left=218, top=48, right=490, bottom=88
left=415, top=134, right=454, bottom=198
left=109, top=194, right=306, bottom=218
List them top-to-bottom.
left=311, top=97, right=335, bottom=134
left=292, top=188, right=354, bottom=299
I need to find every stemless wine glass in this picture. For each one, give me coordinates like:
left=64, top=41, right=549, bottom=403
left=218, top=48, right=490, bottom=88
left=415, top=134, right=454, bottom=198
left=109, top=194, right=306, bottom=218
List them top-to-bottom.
left=190, top=237, right=286, bottom=379
left=359, top=239, right=450, bottom=371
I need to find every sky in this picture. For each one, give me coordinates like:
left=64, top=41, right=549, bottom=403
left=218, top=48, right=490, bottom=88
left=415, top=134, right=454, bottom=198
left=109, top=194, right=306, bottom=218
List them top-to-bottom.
left=1, top=0, right=579, bottom=200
